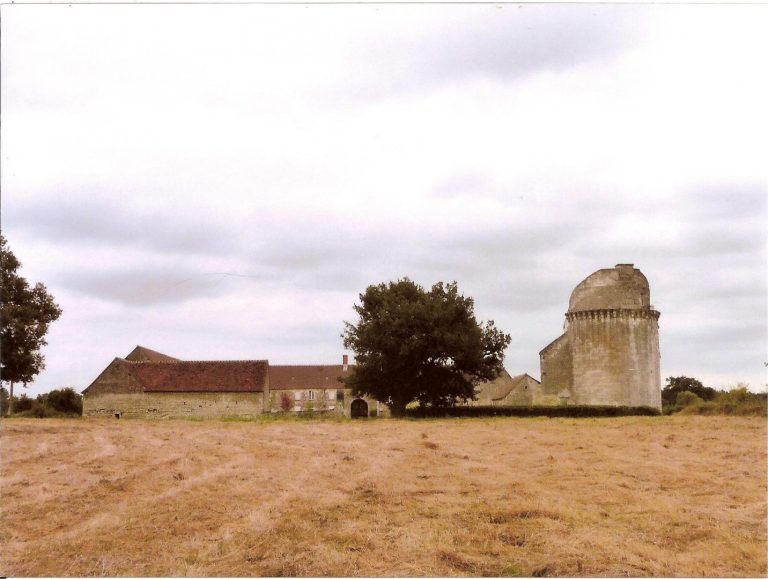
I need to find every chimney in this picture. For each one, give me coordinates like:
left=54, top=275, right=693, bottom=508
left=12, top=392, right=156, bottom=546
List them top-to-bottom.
left=342, top=354, right=349, bottom=372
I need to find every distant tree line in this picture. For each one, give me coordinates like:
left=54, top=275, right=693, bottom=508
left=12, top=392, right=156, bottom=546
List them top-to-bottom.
left=662, top=376, right=766, bottom=416
left=0, top=386, right=82, bottom=418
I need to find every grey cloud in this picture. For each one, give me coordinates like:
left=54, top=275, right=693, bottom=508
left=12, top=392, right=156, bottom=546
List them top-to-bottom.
left=349, top=5, right=642, bottom=99
left=423, top=6, right=639, bottom=81
left=685, top=183, right=767, bottom=221
left=7, top=196, right=237, bottom=257
left=240, top=204, right=595, bottom=310
left=56, top=268, right=232, bottom=306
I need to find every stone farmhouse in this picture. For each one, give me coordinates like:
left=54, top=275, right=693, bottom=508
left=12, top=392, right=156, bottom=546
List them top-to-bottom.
left=82, top=264, right=662, bottom=417
left=82, top=347, right=383, bottom=419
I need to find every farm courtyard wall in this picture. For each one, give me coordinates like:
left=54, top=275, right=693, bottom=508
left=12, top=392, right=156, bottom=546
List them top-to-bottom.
left=83, top=391, right=265, bottom=419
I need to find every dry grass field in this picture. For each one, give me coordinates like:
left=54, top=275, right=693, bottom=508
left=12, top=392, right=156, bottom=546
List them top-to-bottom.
left=1, top=415, right=765, bottom=577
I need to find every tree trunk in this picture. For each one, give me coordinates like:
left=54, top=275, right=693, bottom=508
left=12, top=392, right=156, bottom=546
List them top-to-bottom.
left=8, top=382, right=14, bottom=415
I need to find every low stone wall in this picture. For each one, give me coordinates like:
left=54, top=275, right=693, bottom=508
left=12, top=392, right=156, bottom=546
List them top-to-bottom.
left=83, top=391, right=265, bottom=419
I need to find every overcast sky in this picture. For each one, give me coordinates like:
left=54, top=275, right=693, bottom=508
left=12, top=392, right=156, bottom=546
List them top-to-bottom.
left=2, top=3, right=767, bottom=397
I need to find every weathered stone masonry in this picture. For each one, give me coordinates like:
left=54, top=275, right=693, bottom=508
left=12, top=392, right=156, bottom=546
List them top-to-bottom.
left=539, top=264, right=662, bottom=409
left=83, top=346, right=383, bottom=419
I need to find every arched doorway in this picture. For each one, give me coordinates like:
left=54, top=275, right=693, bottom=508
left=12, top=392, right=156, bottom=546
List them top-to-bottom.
left=350, top=398, right=368, bottom=419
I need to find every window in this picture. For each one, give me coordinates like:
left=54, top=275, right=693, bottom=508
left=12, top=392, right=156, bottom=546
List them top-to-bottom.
left=327, top=389, right=336, bottom=401
left=308, top=390, right=315, bottom=401
left=337, top=390, right=344, bottom=402
left=294, top=391, right=301, bottom=401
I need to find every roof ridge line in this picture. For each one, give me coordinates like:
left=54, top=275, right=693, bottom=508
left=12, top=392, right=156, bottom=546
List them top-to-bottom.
left=126, top=359, right=269, bottom=365
left=270, top=364, right=344, bottom=367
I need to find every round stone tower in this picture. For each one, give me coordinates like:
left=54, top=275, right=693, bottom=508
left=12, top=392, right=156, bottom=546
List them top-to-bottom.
left=566, top=264, right=661, bottom=409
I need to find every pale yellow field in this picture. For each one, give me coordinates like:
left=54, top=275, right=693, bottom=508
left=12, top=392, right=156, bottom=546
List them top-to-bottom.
left=1, top=415, right=765, bottom=577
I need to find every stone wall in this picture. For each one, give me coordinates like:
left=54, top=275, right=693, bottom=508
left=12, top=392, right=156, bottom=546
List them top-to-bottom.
left=567, top=309, right=660, bottom=407
left=540, top=334, right=572, bottom=398
left=85, top=359, right=144, bottom=396
left=496, top=375, right=539, bottom=406
left=83, top=391, right=265, bottom=419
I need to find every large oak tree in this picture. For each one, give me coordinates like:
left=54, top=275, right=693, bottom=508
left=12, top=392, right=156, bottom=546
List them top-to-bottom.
left=1, top=235, right=62, bottom=414
left=342, top=279, right=511, bottom=417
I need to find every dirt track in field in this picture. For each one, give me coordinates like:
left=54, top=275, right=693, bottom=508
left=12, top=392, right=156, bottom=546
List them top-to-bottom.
left=1, top=415, right=765, bottom=576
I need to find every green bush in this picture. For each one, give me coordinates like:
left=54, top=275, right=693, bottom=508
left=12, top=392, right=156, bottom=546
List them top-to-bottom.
left=662, top=376, right=717, bottom=406
left=676, top=384, right=767, bottom=416
left=4, top=387, right=83, bottom=417
left=43, top=387, right=82, bottom=414
left=675, top=391, right=703, bottom=408
left=14, top=394, right=34, bottom=413
left=15, top=400, right=57, bottom=418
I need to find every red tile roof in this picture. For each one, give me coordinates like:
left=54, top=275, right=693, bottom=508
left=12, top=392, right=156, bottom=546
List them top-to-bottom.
left=124, top=359, right=269, bottom=392
left=269, top=365, right=348, bottom=390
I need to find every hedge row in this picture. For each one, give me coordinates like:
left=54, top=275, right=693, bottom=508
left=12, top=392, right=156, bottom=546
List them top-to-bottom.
left=405, top=405, right=661, bottom=418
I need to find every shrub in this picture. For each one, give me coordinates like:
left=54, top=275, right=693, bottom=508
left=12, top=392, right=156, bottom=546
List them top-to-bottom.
left=662, top=376, right=717, bottom=406
left=676, top=384, right=767, bottom=416
left=5, top=387, right=83, bottom=417
left=44, top=387, right=82, bottom=414
left=675, top=391, right=703, bottom=408
left=280, top=392, right=292, bottom=412
left=14, top=394, right=34, bottom=413
left=15, top=400, right=57, bottom=418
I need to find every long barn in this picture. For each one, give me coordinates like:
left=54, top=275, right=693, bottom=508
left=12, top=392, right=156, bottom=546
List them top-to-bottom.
left=82, top=346, right=383, bottom=419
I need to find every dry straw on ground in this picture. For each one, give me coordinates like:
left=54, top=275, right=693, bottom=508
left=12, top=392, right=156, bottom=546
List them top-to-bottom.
left=1, top=415, right=765, bottom=576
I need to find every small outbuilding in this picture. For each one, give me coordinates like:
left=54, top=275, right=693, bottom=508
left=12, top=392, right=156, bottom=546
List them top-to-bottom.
left=470, top=371, right=543, bottom=406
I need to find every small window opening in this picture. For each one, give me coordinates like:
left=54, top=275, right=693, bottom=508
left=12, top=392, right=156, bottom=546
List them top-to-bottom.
left=114, top=412, right=121, bottom=419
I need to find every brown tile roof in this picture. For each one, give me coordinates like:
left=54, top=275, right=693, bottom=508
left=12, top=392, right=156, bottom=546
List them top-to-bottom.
left=124, top=345, right=180, bottom=363
left=124, top=359, right=269, bottom=392
left=269, top=365, right=348, bottom=390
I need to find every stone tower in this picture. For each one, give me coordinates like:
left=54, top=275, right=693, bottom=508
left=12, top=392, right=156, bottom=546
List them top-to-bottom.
left=539, top=264, right=661, bottom=409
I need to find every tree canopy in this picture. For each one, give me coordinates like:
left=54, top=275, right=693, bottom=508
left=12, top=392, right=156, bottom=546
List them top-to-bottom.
left=1, top=235, right=62, bottom=412
left=341, top=279, right=511, bottom=417
left=661, top=375, right=717, bottom=407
